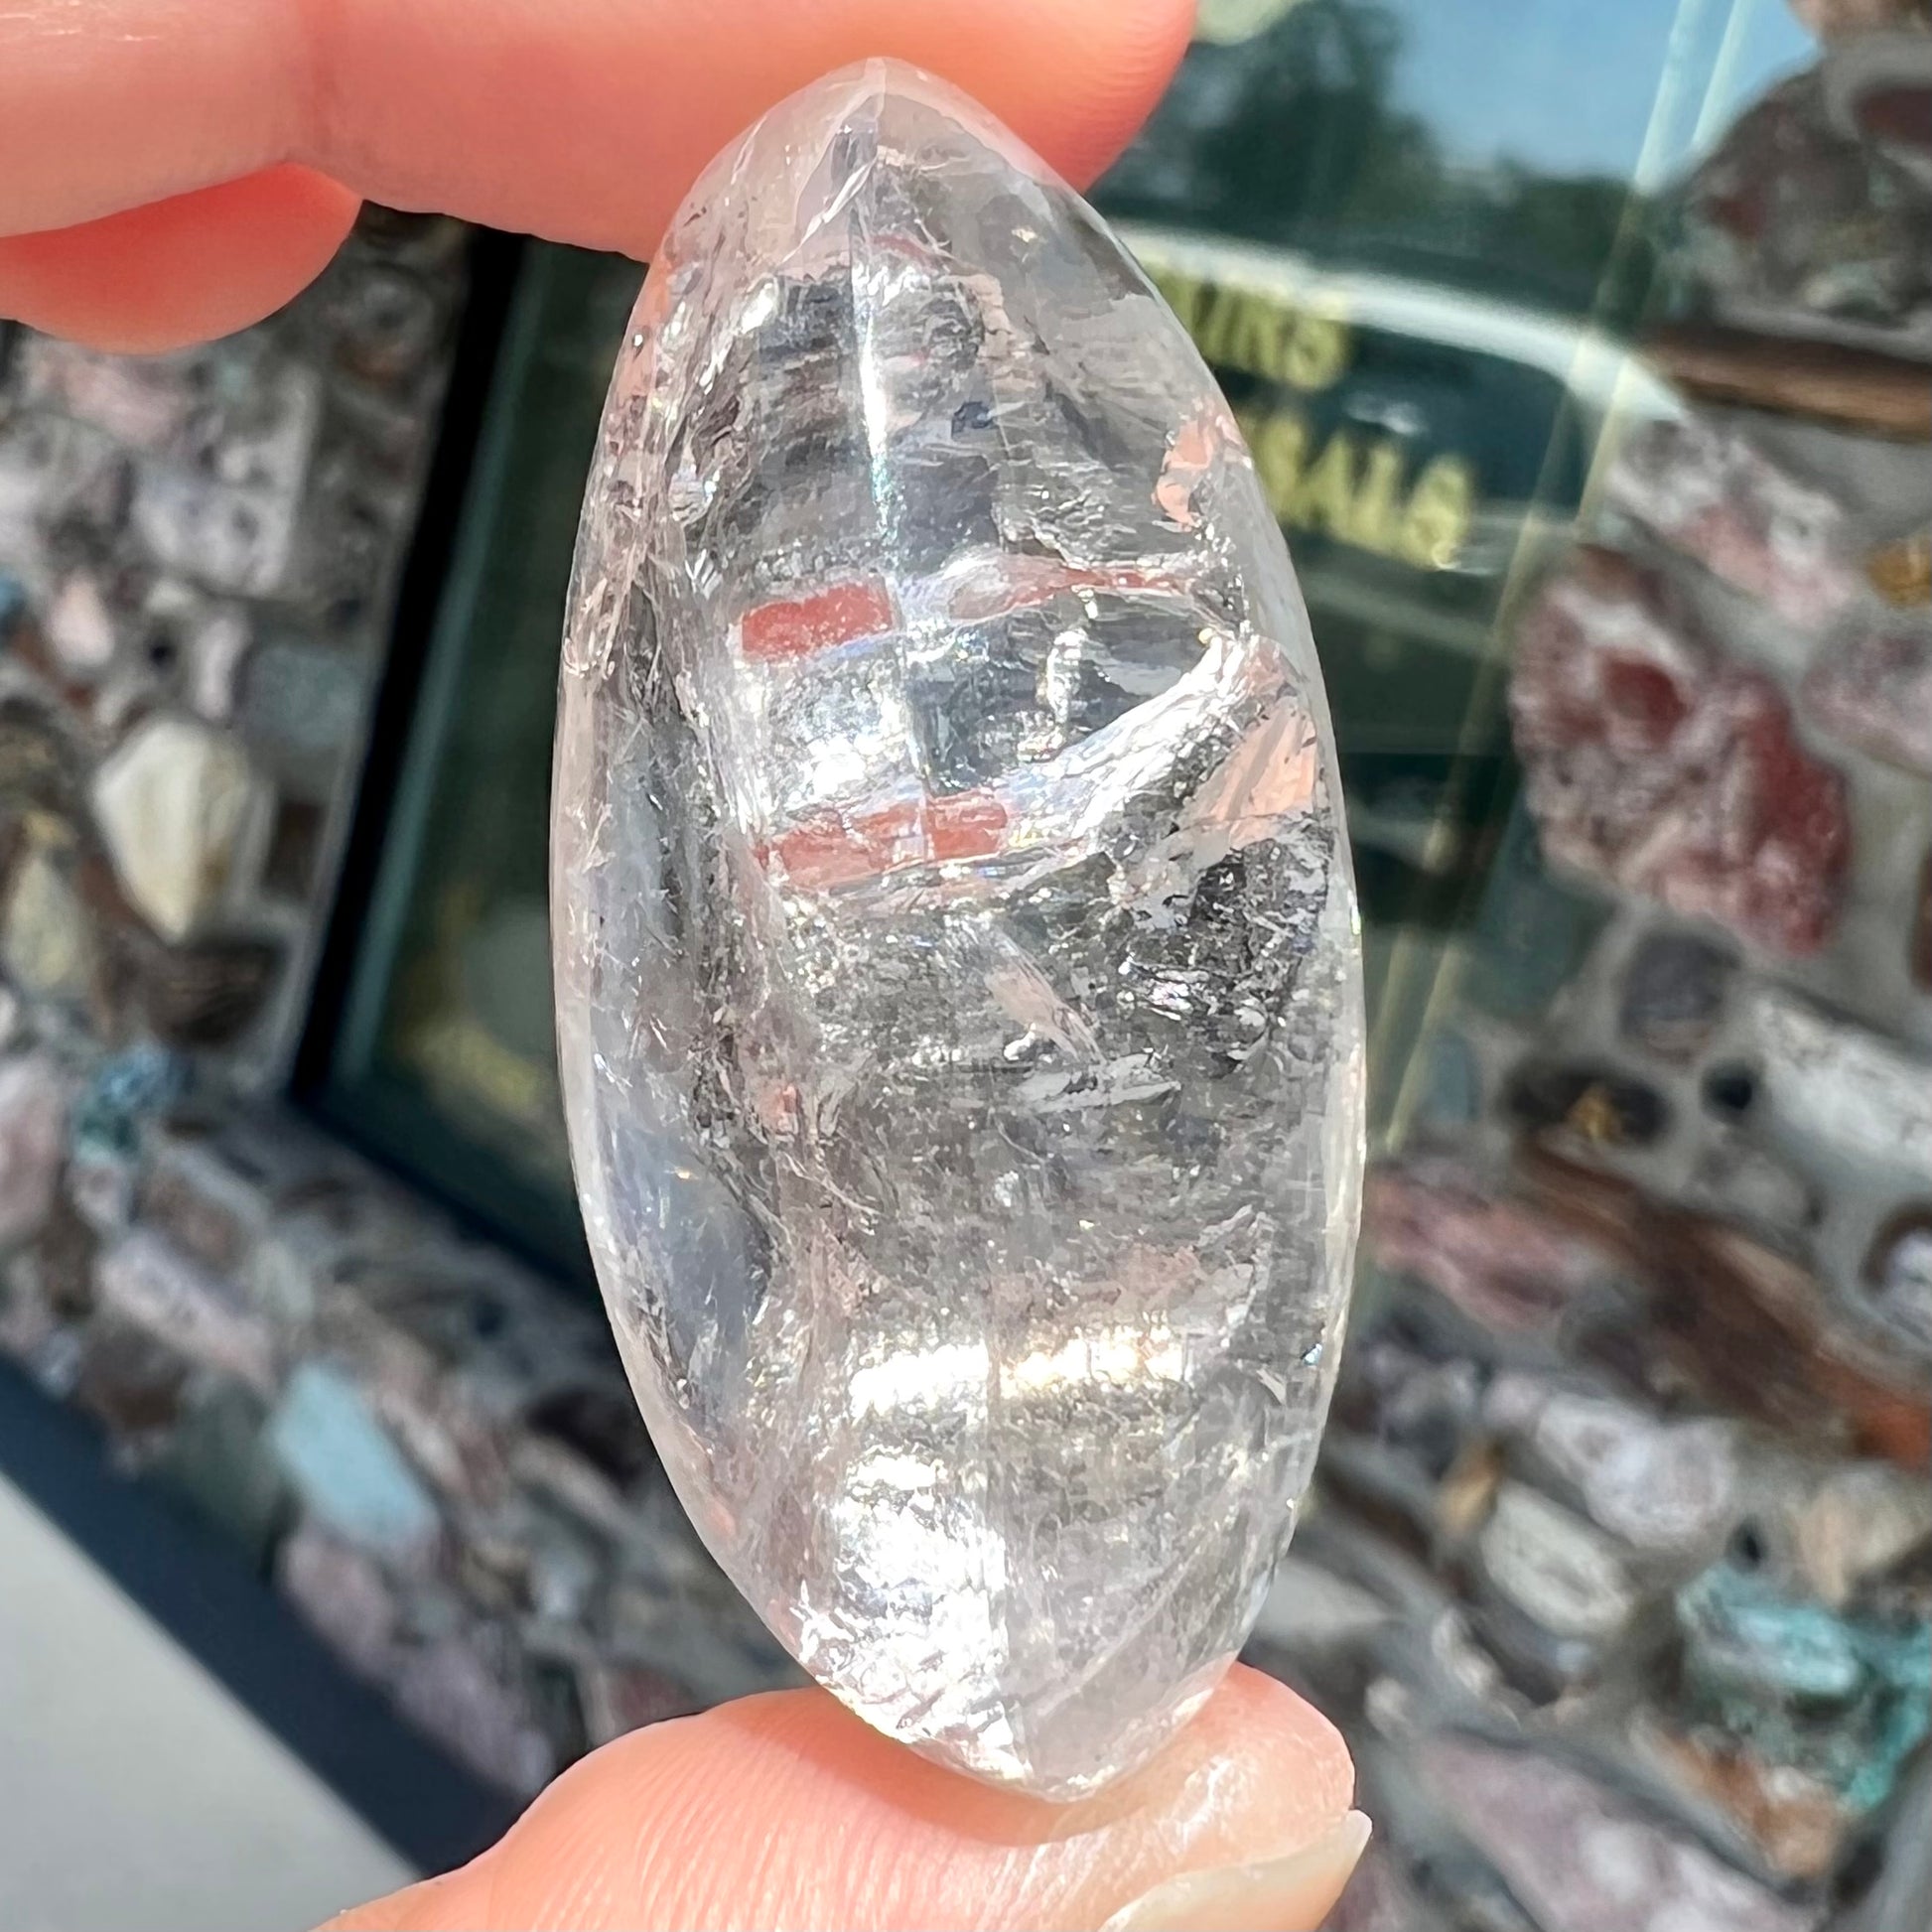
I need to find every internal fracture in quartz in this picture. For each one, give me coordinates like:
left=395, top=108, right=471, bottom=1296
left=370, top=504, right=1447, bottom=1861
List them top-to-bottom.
left=552, top=61, right=1364, bottom=1796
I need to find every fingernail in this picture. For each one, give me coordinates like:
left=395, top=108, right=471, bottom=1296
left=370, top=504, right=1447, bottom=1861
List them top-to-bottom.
left=1100, top=1810, right=1371, bottom=1932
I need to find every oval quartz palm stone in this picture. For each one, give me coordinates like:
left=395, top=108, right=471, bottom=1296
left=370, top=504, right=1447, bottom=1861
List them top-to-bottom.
left=553, top=60, right=1365, bottom=1797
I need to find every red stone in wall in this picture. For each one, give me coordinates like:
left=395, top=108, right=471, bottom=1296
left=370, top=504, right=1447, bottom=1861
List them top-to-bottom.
left=1509, top=548, right=1850, bottom=955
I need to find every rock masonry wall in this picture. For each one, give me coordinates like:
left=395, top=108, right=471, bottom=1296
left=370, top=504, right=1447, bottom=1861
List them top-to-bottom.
left=1310, top=25, right=1932, bottom=1931
left=0, top=211, right=798, bottom=1804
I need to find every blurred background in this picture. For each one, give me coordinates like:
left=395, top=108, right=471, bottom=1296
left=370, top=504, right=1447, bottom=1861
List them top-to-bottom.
left=0, top=0, right=1928, bottom=1926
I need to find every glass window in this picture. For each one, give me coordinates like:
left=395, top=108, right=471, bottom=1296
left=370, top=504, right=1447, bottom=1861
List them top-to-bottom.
left=310, top=0, right=1841, bottom=1267
left=308, top=247, right=639, bottom=1271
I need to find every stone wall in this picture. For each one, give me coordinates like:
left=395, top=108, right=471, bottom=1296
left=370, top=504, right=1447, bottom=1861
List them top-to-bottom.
left=1303, top=37, right=1932, bottom=1927
left=0, top=210, right=463, bottom=1080
left=0, top=213, right=795, bottom=1801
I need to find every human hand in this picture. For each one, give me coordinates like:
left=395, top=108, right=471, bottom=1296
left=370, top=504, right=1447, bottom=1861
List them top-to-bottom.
left=0, top=0, right=1191, bottom=351
left=325, top=1667, right=1364, bottom=1931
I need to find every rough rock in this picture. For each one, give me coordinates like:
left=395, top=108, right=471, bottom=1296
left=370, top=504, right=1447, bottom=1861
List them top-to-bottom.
left=1510, top=547, right=1849, bottom=954
left=91, top=714, right=272, bottom=941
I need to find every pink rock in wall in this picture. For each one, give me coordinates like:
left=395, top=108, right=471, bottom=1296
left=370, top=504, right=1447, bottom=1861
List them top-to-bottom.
left=1605, top=416, right=1863, bottom=631
left=1510, top=547, right=1850, bottom=955
left=1804, top=622, right=1932, bottom=776
left=0, top=1052, right=69, bottom=1247
left=1364, top=1155, right=1628, bottom=1336
left=1418, top=1735, right=1815, bottom=1932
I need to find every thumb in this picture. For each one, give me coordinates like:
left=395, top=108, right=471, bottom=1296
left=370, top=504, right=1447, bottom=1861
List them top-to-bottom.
left=323, top=1664, right=1362, bottom=1931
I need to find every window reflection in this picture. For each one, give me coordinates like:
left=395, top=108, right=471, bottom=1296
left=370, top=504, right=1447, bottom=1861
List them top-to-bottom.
left=325, top=1, right=1931, bottom=1323
left=319, top=248, right=641, bottom=1264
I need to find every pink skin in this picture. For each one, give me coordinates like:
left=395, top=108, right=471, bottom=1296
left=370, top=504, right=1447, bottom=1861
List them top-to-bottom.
left=0, top=0, right=1191, bottom=348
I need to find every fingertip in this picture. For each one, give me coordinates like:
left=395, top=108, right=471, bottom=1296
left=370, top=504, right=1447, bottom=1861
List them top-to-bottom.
left=306, top=0, right=1196, bottom=260
left=872, top=0, right=1196, bottom=193
left=1027, top=0, right=1197, bottom=187
left=0, top=1, right=1191, bottom=320
left=0, top=166, right=359, bottom=352
left=1211, top=1663, right=1359, bottom=1824
left=324, top=1670, right=1357, bottom=1931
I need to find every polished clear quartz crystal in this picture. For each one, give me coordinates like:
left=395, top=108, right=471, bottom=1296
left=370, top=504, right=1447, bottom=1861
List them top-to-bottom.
left=553, top=60, right=1364, bottom=1796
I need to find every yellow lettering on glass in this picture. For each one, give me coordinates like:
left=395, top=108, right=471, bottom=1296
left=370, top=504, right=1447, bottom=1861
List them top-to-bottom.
left=1150, top=265, right=1203, bottom=336
left=1148, top=268, right=1352, bottom=395
left=1282, top=313, right=1349, bottom=392
left=1232, top=402, right=1476, bottom=571
left=1241, top=405, right=1311, bottom=508
left=1291, top=431, right=1358, bottom=535
left=1347, top=440, right=1406, bottom=554
left=1399, top=456, right=1477, bottom=569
